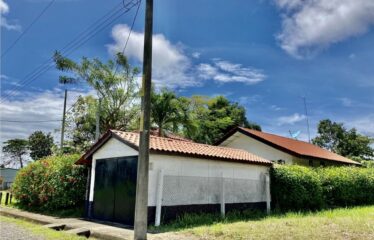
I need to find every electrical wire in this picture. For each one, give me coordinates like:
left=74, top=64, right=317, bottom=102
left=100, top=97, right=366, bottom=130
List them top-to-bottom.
left=1, top=0, right=57, bottom=58
left=1, top=0, right=141, bottom=102
left=114, top=0, right=142, bottom=75
left=1, top=2, right=125, bottom=101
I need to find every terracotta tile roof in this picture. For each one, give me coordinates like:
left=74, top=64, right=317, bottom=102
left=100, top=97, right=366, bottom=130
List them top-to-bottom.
left=222, top=127, right=359, bottom=165
left=77, top=130, right=272, bottom=166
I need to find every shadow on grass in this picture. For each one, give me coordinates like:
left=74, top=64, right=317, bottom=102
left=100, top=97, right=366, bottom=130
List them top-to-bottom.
left=149, top=205, right=371, bottom=233
left=149, top=209, right=273, bottom=233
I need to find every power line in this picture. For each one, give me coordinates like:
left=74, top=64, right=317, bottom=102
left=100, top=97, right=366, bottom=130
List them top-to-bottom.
left=1, top=0, right=57, bottom=58
left=1, top=0, right=141, bottom=102
left=114, top=0, right=142, bottom=74
left=1, top=2, right=125, bottom=100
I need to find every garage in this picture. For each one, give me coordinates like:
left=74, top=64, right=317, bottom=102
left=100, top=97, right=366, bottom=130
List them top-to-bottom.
left=77, top=130, right=272, bottom=226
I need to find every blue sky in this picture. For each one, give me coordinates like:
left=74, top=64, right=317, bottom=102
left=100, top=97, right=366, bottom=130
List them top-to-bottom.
left=1, top=0, right=374, bottom=144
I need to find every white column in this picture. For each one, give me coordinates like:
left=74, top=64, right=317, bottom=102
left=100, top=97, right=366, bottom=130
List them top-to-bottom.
left=89, top=158, right=96, bottom=202
left=155, top=169, right=164, bottom=226
left=220, top=173, right=225, bottom=217
left=265, top=173, right=271, bottom=214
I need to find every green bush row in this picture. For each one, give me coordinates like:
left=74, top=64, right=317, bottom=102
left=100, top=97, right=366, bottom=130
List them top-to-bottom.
left=11, top=154, right=87, bottom=211
left=271, top=165, right=374, bottom=211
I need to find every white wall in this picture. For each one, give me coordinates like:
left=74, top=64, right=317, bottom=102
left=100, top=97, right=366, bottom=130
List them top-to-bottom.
left=220, top=132, right=295, bottom=164
left=88, top=136, right=269, bottom=207
left=89, top=137, right=138, bottom=201
left=148, top=154, right=269, bottom=206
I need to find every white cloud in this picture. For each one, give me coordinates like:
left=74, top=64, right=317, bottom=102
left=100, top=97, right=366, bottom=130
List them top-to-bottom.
left=0, top=0, right=21, bottom=31
left=275, top=0, right=374, bottom=58
left=108, top=24, right=266, bottom=88
left=108, top=24, right=197, bottom=88
left=192, top=52, right=201, bottom=59
left=197, top=59, right=266, bottom=84
left=0, top=74, right=9, bottom=80
left=0, top=89, right=86, bottom=144
left=238, top=95, right=262, bottom=105
left=339, top=97, right=353, bottom=107
left=270, top=105, right=283, bottom=111
left=277, top=113, right=306, bottom=125
left=344, top=114, right=374, bottom=138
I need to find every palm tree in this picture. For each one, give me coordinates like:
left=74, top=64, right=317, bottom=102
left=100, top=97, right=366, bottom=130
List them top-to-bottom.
left=151, top=89, right=181, bottom=137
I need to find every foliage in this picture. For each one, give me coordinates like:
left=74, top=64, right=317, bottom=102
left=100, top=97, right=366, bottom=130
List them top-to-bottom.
left=54, top=52, right=140, bottom=151
left=151, top=89, right=197, bottom=137
left=189, top=95, right=261, bottom=144
left=312, top=119, right=373, bottom=159
left=28, top=131, right=54, bottom=160
left=2, top=139, right=29, bottom=168
left=11, top=154, right=87, bottom=211
left=361, top=160, right=374, bottom=168
left=270, top=165, right=323, bottom=211
left=271, top=165, right=374, bottom=212
left=318, top=167, right=374, bottom=207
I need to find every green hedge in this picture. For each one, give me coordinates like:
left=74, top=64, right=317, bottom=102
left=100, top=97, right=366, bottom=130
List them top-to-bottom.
left=11, top=154, right=87, bottom=211
left=270, top=165, right=323, bottom=211
left=271, top=165, right=374, bottom=211
left=319, top=167, right=374, bottom=207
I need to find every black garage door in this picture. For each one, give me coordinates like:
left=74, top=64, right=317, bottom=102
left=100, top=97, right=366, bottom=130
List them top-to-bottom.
left=93, top=156, right=138, bottom=225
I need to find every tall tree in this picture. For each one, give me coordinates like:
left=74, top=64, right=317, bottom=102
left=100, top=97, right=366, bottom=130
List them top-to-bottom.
left=54, top=52, right=140, bottom=150
left=151, top=89, right=184, bottom=136
left=190, top=95, right=261, bottom=144
left=312, top=119, right=373, bottom=159
left=28, top=131, right=54, bottom=160
left=2, top=139, right=29, bottom=168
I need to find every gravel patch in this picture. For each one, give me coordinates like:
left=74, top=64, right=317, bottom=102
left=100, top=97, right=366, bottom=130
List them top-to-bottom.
left=0, top=221, right=45, bottom=240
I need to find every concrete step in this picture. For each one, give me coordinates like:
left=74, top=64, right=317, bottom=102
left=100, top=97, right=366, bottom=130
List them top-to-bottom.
left=44, top=223, right=66, bottom=231
left=66, top=227, right=91, bottom=238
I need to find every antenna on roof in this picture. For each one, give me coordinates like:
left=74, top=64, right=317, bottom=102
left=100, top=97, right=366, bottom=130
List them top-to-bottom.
left=301, top=96, right=311, bottom=143
left=289, top=130, right=301, bottom=140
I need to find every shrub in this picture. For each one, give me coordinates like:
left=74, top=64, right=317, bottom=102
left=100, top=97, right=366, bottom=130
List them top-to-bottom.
left=11, top=154, right=87, bottom=211
left=270, top=165, right=323, bottom=211
left=271, top=165, right=374, bottom=212
left=318, top=167, right=374, bottom=207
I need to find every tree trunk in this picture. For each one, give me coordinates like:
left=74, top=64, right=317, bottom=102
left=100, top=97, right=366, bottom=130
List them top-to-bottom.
left=158, top=124, right=163, bottom=137
left=19, top=155, right=23, bottom=168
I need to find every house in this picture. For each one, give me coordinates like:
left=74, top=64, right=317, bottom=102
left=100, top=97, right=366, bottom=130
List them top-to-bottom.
left=216, top=127, right=360, bottom=167
left=76, top=130, right=272, bottom=226
left=0, top=168, right=18, bottom=190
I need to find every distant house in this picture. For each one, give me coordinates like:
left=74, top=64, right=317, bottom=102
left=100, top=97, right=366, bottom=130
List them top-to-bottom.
left=216, top=127, right=360, bottom=167
left=76, top=130, right=272, bottom=226
left=0, top=168, right=18, bottom=190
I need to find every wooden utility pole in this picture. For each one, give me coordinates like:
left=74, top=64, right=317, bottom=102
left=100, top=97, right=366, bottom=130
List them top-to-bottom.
left=134, top=0, right=153, bottom=239
left=60, top=89, right=68, bottom=151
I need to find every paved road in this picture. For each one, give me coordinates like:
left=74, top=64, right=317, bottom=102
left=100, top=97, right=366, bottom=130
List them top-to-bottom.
left=0, top=221, right=45, bottom=240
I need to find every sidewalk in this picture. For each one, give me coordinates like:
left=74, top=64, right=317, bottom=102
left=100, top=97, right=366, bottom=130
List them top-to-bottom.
left=0, top=206, right=195, bottom=240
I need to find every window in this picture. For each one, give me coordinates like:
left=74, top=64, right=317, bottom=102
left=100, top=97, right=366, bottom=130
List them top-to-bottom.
left=309, top=160, right=313, bottom=167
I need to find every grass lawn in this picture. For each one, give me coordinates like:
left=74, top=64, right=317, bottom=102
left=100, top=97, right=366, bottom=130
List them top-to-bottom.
left=156, top=206, right=374, bottom=240
left=0, top=215, right=92, bottom=240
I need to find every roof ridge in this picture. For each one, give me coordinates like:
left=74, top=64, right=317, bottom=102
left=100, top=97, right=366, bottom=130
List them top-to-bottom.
left=239, top=127, right=311, bottom=144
